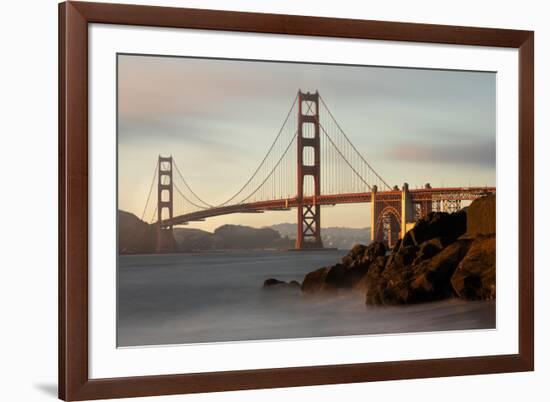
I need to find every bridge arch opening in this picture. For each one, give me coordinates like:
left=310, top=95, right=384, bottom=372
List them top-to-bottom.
left=375, top=205, right=401, bottom=248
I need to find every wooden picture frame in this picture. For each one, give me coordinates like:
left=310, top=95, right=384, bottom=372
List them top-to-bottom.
left=59, top=1, right=534, bottom=400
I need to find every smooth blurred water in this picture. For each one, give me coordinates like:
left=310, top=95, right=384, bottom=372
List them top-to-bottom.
left=117, top=250, right=495, bottom=347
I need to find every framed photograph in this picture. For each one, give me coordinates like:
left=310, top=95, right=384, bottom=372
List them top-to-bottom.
left=59, top=1, right=534, bottom=400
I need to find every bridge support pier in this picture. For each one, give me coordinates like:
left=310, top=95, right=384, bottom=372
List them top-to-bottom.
left=296, top=90, right=323, bottom=249
left=156, top=155, right=177, bottom=253
left=400, top=182, right=415, bottom=239
left=370, top=185, right=378, bottom=244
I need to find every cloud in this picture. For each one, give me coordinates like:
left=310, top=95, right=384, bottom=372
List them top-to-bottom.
left=385, top=137, right=496, bottom=168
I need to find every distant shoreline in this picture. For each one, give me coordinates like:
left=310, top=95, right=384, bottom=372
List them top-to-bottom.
left=118, top=209, right=371, bottom=254
left=119, top=248, right=344, bottom=257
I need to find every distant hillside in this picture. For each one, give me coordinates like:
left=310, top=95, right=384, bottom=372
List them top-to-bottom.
left=118, top=210, right=156, bottom=254
left=118, top=210, right=368, bottom=253
left=119, top=211, right=295, bottom=253
left=269, top=223, right=371, bottom=250
left=174, top=224, right=294, bottom=252
left=214, top=225, right=294, bottom=250
left=173, top=227, right=217, bottom=252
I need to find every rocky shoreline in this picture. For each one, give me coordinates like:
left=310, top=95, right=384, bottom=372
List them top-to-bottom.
left=264, top=195, right=496, bottom=305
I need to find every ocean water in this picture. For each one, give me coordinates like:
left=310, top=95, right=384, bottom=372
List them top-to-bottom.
left=117, top=250, right=495, bottom=347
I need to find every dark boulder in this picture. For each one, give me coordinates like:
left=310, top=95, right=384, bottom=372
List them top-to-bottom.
left=465, top=194, right=496, bottom=236
left=403, top=210, right=466, bottom=247
left=451, top=234, right=496, bottom=300
left=414, top=238, right=444, bottom=264
left=366, top=239, right=472, bottom=305
left=407, top=239, right=472, bottom=302
left=363, top=241, right=387, bottom=261
left=301, top=242, right=387, bottom=294
left=342, top=242, right=386, bottom=268
left=342, top=244, right=368, bottom=267
left=387, top=244, right=417, bottom=269
left=301, top=263, right=366, bottom=294
left=324, top=264, right=351, bottom=289
left=301, top=267, right=330, bottom=294
left=263, top=278, right=301, bottom=289
left=263, top=278, right=286, bottom=287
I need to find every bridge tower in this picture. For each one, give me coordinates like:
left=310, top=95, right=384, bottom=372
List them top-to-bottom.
left=296, top=90, right=323, bottom=249
left=156, top=155, right=177, bottom=253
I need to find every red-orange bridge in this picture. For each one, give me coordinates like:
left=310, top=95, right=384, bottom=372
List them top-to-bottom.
left=139, top=91, right=495, bottom=252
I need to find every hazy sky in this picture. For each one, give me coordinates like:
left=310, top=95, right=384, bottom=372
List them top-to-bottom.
left=118, top=54, right=496, bottom=231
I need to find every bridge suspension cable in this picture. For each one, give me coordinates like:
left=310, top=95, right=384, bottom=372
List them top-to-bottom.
left=217, top=93, right=299, bottom=206
left=163, top=94, right=300, bottom=217
left=319, top=95, right=392, bottom=191
left=319, top=123, right=376, bottom=191
left=238, top=132, right=298, bottom=203
left=140, top=159, right=158, bottom=222
left=172, top=159, right=214, bottom=209
left=173, top=182, right=212, bottom=210
left=150, top=205, right=158, bottom=225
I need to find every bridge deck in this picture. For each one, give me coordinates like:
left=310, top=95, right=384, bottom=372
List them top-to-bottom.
left=160, top=186, right=495, bottom=227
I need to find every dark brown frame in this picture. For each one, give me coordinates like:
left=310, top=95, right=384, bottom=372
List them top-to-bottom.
left=59, top=1, right=534, bottom=400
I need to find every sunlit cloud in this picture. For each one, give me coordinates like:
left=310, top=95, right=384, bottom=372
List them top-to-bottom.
left=386, top=137, right=496, bottom=168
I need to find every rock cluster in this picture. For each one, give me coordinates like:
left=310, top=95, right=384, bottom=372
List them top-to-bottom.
left=297, top=195, right=496, bottom=305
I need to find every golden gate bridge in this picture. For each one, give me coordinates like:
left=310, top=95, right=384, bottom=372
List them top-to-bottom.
left=139, top=90, right=495, bottom=252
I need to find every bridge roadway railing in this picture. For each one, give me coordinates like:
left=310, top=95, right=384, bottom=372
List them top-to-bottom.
left=409, top=186, right=496, bottom=201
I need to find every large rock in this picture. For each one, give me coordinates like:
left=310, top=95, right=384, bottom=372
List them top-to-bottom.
left=298, top=194, right=496, bottom=305
left=465, top=194, right=496, bottom=236
left=401, top=210, right=466, bottom=248
left=451, top=234, right=496, bottom=300
left=414, top=238, right=444, bottom=264
left=366, top=239, right=472, bottom=305
left=408, top=239, right=473, bottom=301
left=301, top=242, right=387, bottom=294
left=342, top=242, right=386, bottom=267
left=387, top=244, right=417, bottom=269
left=301, top=263, right=364, bottom=294
left=301, top=267, right=330, bottom=294
left=263, top=278, right=301, bottom=290
left=263, top=278, right=286, bottom=287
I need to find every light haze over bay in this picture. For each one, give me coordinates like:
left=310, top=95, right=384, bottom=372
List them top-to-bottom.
left=118, top=54, right=496, bottom=231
